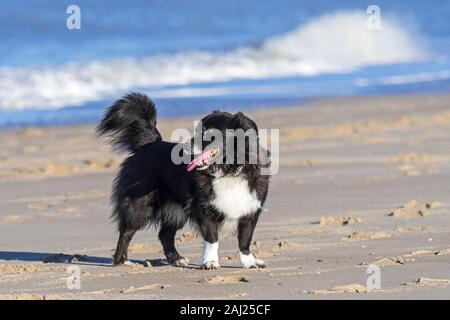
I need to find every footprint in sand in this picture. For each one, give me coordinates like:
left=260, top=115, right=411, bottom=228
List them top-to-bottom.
left=389, top=200, right=441, bottom=218
left=314, top=216, right=362, bottom=226
left=394, top=226, right=430, bottom=232
left=342, top=231, right=390, bottom=241
left=250, top=239, right=301, bottom=253
left=277, top=240, right=301, bottom=249
left=367, top=248, right=450, bottom=267
left=435, top=248, right=450, bottom=256
left=371, top=257, right=405, bottom=267
left=0, top=264, right=44, bottom=274
left=198, top=275, right=249, bottom=284
left=404, top=278, right=450, bottom=286
left=120, top=284, right=167, bottom=293
left=308, top=284, right=369, bottom=295
left=0, top=293, right=47, bottom=300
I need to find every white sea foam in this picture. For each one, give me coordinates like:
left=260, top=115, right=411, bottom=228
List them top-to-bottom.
left=0, top=11, right=425, bottom=110
left=355, top=70, right=450, bottom=87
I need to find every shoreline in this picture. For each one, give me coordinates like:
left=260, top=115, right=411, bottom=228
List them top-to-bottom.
left=1, top=91, right=449, bottom=130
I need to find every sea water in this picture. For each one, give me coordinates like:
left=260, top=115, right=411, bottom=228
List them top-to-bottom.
left=0, top=0, right=449, bottom=127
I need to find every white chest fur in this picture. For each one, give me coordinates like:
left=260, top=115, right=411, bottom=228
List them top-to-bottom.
left=210, top=174, right=261, bottom=220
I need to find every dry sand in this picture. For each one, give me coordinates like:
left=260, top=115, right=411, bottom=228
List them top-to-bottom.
left=0, top=93, right=449, bottom=300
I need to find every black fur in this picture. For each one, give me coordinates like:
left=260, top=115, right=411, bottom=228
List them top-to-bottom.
left=97, top=92, right=270, bottom=267
left=96, top=93, right=162, bottom=153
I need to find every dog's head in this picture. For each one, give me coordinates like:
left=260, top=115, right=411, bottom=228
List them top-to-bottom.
left=187, top=111, right=269, bottom=175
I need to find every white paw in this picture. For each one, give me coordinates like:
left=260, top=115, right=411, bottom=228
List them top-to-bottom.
left=201, top=241, right=219, bottom=269
left=239, top=252, right=266, bottom=269
left=201, top=261, right=221, bottom=270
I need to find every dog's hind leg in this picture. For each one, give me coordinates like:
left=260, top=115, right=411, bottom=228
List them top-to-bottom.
left=112, top=195, right=154, bottom=266
left=158, top=224, right=189, bottom=267
left=113, top=228, right=137, bottom=266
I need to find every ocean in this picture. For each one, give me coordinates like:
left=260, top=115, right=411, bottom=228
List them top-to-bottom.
left=0, top=0, right=449, bottom=127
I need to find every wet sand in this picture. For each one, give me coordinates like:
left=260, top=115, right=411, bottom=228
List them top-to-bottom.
left=0, top=93, right=449, bottom=299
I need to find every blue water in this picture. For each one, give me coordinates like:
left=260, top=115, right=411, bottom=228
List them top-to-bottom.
left=0, top=0, right=449, bottom=127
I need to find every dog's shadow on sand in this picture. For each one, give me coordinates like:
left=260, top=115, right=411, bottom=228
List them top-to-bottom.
left=0, top=251, right=216, bottom=269
left=0, top=251, right=167, bottom=268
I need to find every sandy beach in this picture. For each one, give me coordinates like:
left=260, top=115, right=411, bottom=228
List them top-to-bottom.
left=0, top=93, right=449, bottom=300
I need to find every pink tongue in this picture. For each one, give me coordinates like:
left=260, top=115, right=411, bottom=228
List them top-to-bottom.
left=187, top=148, right=217, bottom=172
left=187, top=160, right=199, bottom=172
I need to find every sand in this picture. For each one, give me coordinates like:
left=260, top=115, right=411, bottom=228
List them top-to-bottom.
left=0, top=93, right=449, bottom=300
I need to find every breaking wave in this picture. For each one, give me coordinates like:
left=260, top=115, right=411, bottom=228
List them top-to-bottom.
left=0, top=11, right=425, bottom=110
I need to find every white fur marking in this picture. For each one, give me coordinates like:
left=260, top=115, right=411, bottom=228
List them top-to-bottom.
left=211, top=174, right=261, bottom=220
left=201, top=241, right=219, bottom=265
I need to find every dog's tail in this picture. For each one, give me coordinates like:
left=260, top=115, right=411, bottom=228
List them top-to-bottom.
left=96, top=93, right=162, bottom=153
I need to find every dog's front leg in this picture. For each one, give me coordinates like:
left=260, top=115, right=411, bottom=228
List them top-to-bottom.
left=237, top=213, right=266, bottom=268
left=199, top=218, right=220, bottom=270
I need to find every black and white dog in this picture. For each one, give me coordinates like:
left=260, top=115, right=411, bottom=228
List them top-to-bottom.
left=97, top=93, right=270, bottom=269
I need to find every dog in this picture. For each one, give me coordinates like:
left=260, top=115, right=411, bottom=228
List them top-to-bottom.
left=97, top=93, right=270, bottom=269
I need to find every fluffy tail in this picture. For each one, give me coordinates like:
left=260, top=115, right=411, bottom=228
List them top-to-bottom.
left=96, top=93, right=162, bottom=153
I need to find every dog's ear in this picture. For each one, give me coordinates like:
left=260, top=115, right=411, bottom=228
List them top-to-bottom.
left=231, top=112, right=262, bottom=166
left=232, top=112, right=258, bottom=132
